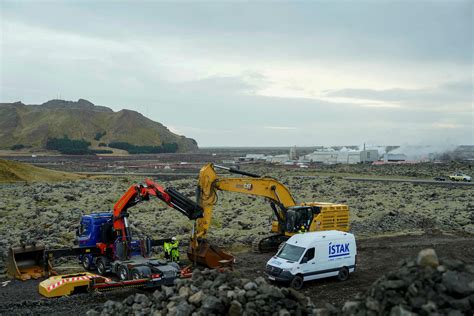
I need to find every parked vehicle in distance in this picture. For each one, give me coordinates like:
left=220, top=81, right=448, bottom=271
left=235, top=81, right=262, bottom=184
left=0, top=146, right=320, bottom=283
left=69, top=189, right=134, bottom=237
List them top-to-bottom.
left=449, top=173, right=472, bottom=182
left=433, top=176, right=446, bottom=181
left=265, top=230, right=357, bottom=290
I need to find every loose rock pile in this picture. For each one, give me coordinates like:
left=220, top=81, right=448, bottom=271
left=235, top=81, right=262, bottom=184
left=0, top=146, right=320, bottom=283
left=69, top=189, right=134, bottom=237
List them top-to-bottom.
left=336, top=248, right=474, bottom=315
left=88, top=249, right=473, bottom=315
left=87, top=269, right=315, bottom=316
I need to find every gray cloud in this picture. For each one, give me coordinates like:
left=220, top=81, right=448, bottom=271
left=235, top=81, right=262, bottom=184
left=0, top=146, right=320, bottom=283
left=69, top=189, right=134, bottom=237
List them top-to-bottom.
left=0, top=1, right=472, bottom=147
left=2, top=1, right=472, bottom=63
left=323, top=78, right=473, bottom=110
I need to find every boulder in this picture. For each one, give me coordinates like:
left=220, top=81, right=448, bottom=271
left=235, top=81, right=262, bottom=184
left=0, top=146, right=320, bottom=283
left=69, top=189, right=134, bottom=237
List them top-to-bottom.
left=417, top=248, right=439, bottom=268
left=244, top=281, right=258, bottom=290
left=188, top=290, right=205, bottom=305
left=201, top=295, right=224, bottom=313
left=228, top=300, right=242, bottom=316
left=175, top=302, right=194, bottom=316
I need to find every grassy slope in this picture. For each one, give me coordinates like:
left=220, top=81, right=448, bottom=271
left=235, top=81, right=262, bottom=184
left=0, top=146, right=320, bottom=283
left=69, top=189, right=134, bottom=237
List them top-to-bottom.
left=0, top=159, right=85, bottom=183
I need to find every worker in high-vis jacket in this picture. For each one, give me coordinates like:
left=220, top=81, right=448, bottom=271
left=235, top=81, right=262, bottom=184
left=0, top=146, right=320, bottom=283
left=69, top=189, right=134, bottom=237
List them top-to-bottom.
left=164, top=237, right=180, bottom=263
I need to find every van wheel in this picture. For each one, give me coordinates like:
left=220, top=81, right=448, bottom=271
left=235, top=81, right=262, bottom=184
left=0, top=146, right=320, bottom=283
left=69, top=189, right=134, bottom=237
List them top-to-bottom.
left=337, top=267, right=349, bottom=281
left=290, top=275, right=304, bottom=290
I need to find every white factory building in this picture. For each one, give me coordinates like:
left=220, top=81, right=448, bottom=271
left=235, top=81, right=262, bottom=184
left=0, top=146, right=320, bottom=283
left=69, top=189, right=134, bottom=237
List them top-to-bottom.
left=302, top=148, right=379, bottom=164
left=268, top=154, right=290, bottom=163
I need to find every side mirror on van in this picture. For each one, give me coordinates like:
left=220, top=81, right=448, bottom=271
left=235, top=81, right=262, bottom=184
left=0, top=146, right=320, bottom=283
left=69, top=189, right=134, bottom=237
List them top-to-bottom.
left=300, top=257, right=308, bottom=264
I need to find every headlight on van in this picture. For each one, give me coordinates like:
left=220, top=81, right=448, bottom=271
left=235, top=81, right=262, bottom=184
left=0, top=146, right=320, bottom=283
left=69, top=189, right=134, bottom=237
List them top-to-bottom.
left=281, top=268, right=292, bottom=272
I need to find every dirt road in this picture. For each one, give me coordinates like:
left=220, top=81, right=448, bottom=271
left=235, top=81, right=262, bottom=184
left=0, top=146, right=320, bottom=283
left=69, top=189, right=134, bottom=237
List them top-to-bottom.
left=0, top=233, right=472, bottom=315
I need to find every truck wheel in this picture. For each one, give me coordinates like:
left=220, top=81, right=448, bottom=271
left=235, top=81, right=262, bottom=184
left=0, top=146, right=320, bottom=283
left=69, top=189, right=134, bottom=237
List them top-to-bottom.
left=82, top=256, right=92, bottom=270
left=96, top=258, right=108, bottom=275
left=118, top=265, right=130, bottom=281
left=337, top=267, right=349, bottom=281
left=131, top=269, right=141, bottom=280
left=290, top=275, right=304, bottom=290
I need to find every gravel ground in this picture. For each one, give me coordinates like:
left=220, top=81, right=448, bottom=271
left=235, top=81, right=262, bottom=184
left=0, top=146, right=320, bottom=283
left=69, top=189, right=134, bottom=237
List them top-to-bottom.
left=1, top=233, right=472, bottom=315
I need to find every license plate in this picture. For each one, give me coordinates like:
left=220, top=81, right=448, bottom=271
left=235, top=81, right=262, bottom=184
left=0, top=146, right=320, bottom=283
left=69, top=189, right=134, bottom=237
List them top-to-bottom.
left=268, top=276, right=275, bottom=280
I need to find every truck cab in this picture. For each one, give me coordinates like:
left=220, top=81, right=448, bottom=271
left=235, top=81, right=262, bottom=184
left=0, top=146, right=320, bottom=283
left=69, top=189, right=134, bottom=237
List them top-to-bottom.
left=77, top=213, right=112, bottom=247
left=266, top=230, right=357, bottom=289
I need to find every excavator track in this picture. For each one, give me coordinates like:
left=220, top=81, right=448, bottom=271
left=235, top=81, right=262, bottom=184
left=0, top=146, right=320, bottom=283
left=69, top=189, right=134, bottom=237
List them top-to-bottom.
left=252, top=234, right=288, bottom=253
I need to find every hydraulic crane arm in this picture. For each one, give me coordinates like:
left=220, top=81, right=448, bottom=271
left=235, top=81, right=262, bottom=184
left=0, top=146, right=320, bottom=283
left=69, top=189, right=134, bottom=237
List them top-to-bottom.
left=112, top=179, right=203, bottom=242
left=144, top=179, right=203, bottom=220
left=112, top=184, right=150, bottom=240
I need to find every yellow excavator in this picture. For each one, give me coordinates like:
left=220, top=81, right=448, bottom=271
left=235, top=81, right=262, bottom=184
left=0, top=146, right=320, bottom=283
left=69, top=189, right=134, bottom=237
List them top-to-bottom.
left=190, top=163, right=349, bottom=259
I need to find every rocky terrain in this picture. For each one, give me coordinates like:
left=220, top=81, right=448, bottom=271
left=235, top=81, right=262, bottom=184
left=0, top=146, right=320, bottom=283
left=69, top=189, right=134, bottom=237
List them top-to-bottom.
left=250, top=161, right=473, bottom=180
left=1, top=163, right=473, bottom=275
left=2, top=234, right=472, bottom=315
left=334, top=248, right=474, bottom=315
left=86, top=249, right=474, bottom=315
left=87, top=269, right=315, bottom=316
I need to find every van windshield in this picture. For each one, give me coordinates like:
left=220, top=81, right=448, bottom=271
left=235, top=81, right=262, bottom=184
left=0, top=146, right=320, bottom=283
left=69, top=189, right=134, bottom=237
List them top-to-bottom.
left=276, top=243, right=305, bottom=262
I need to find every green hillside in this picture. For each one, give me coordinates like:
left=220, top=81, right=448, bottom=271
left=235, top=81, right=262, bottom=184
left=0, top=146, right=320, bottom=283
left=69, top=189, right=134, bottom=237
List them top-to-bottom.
left=0, top=99, right=198, bottom=153
left=0, top=159, right=85, bottom=182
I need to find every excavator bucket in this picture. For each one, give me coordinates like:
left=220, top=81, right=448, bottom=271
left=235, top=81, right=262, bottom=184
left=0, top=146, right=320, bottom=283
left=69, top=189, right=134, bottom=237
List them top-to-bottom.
left=187, top=240, right=235, bottom=269
left=7, top=245, right=48, bottom=280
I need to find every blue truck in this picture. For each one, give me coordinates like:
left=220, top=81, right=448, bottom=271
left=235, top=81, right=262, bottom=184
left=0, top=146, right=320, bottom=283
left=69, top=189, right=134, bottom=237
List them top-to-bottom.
left=8, top=179, right=203, bottom=283
left=76, top=212, right=179, bottom=283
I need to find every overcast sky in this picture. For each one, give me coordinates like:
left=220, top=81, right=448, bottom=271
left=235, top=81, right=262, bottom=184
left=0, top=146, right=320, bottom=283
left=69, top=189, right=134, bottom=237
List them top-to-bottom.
left=1, top=1, right=472, bottom=147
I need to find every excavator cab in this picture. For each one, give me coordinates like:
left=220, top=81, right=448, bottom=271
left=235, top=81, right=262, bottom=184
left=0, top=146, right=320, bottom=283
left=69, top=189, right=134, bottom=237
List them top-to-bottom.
left=284, top=206, right=320, bottom=233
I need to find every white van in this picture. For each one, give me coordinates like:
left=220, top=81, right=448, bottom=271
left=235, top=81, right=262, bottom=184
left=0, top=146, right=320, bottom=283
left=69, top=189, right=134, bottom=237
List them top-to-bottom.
left=265, top=230, right=357, bottom=289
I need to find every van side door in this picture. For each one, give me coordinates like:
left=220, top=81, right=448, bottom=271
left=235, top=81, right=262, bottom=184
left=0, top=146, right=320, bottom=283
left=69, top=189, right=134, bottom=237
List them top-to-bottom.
left=299, top=247, right=316, bottom=281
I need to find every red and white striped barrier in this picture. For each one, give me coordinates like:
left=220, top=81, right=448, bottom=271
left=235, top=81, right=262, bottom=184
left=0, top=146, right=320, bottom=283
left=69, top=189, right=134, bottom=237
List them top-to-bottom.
left=46, top=275, right=111, bottom=292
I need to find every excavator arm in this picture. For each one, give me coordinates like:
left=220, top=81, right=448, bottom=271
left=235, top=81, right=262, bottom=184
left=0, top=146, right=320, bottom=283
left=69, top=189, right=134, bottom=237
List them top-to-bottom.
left=195, top=163, right=297, bottom=240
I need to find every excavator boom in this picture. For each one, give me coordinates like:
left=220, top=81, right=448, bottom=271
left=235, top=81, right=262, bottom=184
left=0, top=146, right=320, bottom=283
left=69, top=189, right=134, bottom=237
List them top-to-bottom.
left=195, top=163, right=297, bottom=241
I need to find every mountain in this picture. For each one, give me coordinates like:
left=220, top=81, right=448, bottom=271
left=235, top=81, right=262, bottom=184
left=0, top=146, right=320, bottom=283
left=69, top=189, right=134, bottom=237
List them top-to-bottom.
left=0, top=99, right=198, bottom=152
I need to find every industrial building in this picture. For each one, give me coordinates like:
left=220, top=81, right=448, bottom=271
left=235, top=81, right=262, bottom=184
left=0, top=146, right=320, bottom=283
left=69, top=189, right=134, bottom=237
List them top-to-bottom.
left=302, top=149, right=380, bottom=164
left=383, top=153, right=407, bottom=162
left=269, top=154, right=290, bottom=164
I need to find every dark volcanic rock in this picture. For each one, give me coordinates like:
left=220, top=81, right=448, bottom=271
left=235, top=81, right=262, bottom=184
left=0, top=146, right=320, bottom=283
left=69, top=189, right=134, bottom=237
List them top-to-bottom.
left=319, top=248, right=474, bottom=315
left=88, top=269, right=316, bottom=315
